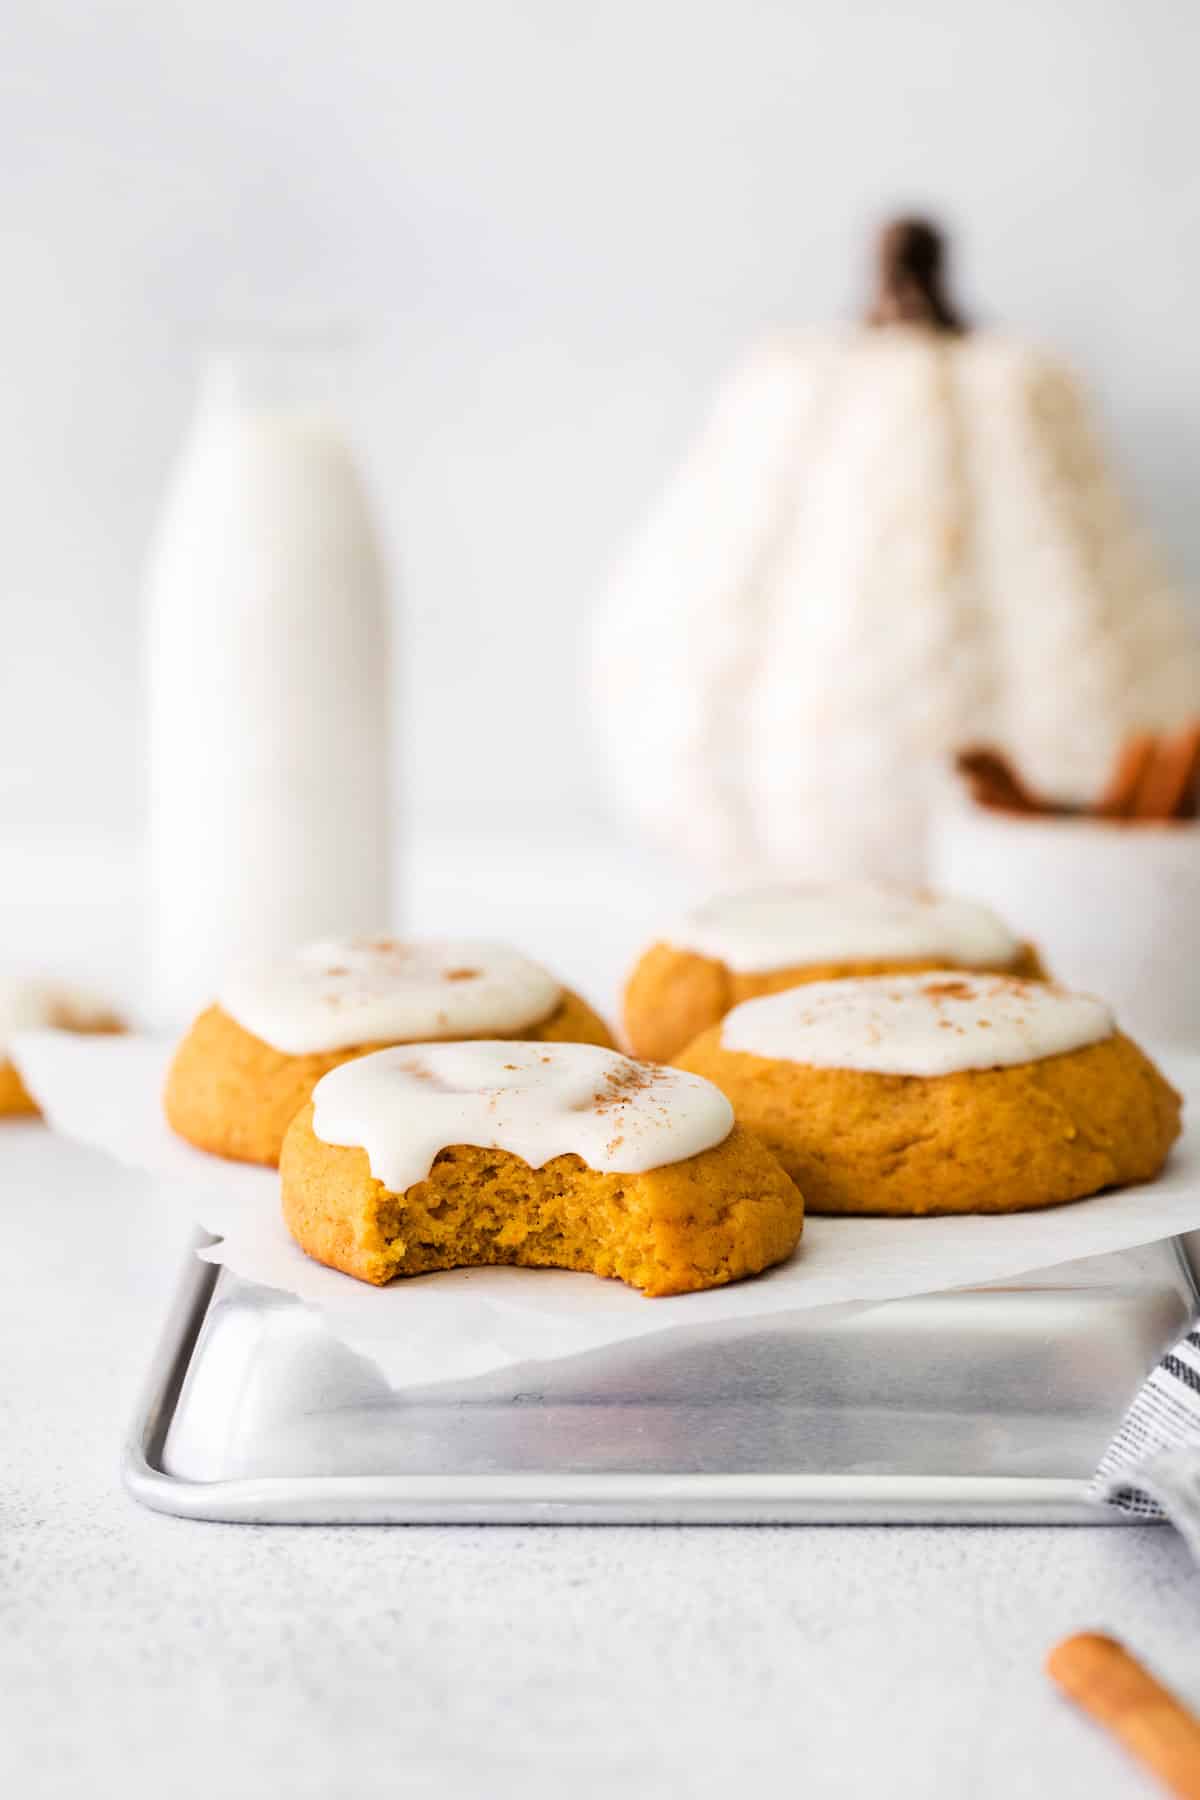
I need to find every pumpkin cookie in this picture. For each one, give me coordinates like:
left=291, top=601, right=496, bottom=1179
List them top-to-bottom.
left=623, top=881, right=1043, bottom=1062
left=165, top=936, right=614, bottom=1167
left=676, top=973, right=1180, bottom=1216
left=0, top=980, right=123, bottom=1118
left=280, top=1040, right=803, bottom=1295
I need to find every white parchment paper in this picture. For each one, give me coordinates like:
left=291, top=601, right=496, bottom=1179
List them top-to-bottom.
left=14, top=1029, right=1200, bottom=1389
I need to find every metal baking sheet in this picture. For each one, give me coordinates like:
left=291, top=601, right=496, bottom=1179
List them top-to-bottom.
left=123, top=1230, right=1200, bottom=1524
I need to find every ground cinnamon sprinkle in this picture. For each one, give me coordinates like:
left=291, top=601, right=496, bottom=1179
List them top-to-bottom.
left=444, top=968, right=479, bottom=982
left=923, top=979, right=975, bottom=1000
left=398, top=1059, right=438, bottom=1084
left=586, top=1062, right=658, bottom=1115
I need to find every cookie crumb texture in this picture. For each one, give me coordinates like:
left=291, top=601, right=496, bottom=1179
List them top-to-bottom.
left=164, top=991, right=616, bottom=1167
left=676, top=1030, right=1181, bottom=1215
left=280, top=1110, right=804, bottom=1296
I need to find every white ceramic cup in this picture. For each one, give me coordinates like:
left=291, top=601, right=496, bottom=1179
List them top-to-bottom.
left=930, top=798, right=1200, bottom=1049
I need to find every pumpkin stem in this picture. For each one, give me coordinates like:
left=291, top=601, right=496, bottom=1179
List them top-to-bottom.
left=867, top=217, right=965, bottom=333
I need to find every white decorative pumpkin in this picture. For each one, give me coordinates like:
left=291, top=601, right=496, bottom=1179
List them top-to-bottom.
left=591, top=220, right=1200, bottom=881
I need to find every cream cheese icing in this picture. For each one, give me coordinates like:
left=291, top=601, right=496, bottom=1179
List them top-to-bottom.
left=664, top=882, right=1020, bottom=973
left=218, top=938, right=563, bottom=1056
left=720, top=973, right=1114, bottom=1077
left=0, top=980, right=116, bottom=1059
left=311, top=1039, right=735, bottom=1193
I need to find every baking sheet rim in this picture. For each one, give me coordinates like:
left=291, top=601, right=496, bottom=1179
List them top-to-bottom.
left=122, top=1232, right=1200, bottom=1526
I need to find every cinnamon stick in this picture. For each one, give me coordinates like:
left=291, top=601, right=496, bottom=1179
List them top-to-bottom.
left=957, top=720, right=1200, bottom=824
left=1131, top=722, right=1200, bottom=822
left=1094, top=731, right=1159, bottom=819
left=954, top=748, right=1053, bottom=815
left=1046, top=1633, right=1200, bottom=1799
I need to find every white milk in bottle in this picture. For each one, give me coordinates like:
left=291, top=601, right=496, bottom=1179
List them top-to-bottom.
left=146, top=339, right=392, bottom=1025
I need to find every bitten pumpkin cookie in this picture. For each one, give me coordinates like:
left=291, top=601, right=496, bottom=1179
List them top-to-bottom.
left=623, top=881, right=1042, bottom=1062
left=165, top=937, right=614, bottom=1167
left=676, top=973, right=1181, bottom=1216
left=0, top=980, right=123, bottom=1118
left=280, top=1040, right=804, bottom=1296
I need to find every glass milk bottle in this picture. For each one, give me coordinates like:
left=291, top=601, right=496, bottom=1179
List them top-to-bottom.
left=145, top=336, right=392, bottom=1025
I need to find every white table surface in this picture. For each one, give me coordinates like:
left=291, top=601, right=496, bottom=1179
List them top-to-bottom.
left=5, top=837, right=1200, bottom=1798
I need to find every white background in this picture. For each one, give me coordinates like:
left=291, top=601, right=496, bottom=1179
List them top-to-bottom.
left=2, top=0, right=1199, bottom=850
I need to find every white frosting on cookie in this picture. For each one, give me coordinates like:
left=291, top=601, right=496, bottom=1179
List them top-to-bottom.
left=664, top=882, right=1020, bottom=973
left=219, top=938, right=563, bottom=1055
left=720, top=973, right=1114, bottom=1077
left=0, top=980, right=117, bottom=1058
left=311, top=1039, right=734, bottom=1193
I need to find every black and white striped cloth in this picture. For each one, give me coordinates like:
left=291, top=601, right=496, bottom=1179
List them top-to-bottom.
left=1092, top=1325, right=1200, bottom=1555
